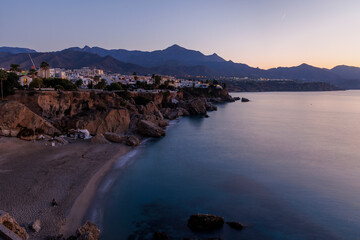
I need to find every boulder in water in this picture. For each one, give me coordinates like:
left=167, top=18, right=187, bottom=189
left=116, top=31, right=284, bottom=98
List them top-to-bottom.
left=137, top=120, right=165, bottom=137
left=125, top=135, right=141, bottom=146
left=187, top=214, right=224, bottom=232
left=226, top=221, right=244, bottom=230
left=153, top=231, right=169, bottom=240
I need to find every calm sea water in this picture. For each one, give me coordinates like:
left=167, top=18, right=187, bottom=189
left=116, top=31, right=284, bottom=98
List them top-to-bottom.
left=91, top=91, right=360, bottom=240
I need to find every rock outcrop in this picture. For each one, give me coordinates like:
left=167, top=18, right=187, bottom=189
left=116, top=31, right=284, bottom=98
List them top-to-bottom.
left=4, top=87, right=236, bottom=140
left=187, top=98, right=207, bottom=115
left=0, top=101, right=60, bottom=138
left=137, top=120, right=166, bottom=137
left=103, top=132, right=125, bottom=143
left=91, top=134, right=111, bottom=144
left=124, top=135, right=141, bottom=146
left=0, top=210, right=29, bottom=240
left=187, top=214, right=224, bottom=232
left=29, top=219, right=41, bottom=233
left=226, top=221, right=244, bottom=230
left=75, top=222, right=100, bottom=240
left=153, top=231, right=170, bottom=240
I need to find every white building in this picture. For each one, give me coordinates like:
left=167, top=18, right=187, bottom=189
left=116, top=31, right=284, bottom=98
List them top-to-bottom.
left=38, top=68, right=50, bottom=78
left=19, top=76, right=32, bottom=86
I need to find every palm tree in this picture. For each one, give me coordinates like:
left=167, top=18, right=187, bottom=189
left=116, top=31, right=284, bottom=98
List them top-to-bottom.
left=40, top=62, right=50, bottom=78
left=10, top=64, right=21, bottom=73
left=29, top=68, right=37, bottom=80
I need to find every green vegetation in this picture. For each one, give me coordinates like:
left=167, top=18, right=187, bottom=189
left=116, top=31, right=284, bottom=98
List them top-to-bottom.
left=40, top=61, right=50, bottom=70
left=10, top=64, right=21, bottom=72
left=29, top=69, right=37, bottom=79
left=0, top=70, right=20, bottom=97
left=154, top=75, right=162, bottom=86
left=29, top=78, right=44, bottom=89
left=43, top=78, right=77, bottom=90
left=75, top=79, right=83, bottom=88
left=94, top=79, right=107, bottom=89
left=135, top=81, right=156, bottom=90
left=106, top=82, right=123, bottom=91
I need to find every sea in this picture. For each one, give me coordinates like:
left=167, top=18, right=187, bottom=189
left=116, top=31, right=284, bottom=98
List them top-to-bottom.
left=87, top=91, right=360, bottom=240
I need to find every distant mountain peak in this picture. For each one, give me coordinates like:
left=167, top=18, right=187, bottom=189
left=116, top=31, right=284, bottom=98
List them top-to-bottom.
left=165, top=44, right=186, bottom=51
left=298, top=63, right=315, bottom=68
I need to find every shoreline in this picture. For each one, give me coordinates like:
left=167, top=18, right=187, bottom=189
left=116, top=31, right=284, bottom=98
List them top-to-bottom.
left=0, top=137, right=132, bottom=239
left=59, top=145, right=132, bottom=237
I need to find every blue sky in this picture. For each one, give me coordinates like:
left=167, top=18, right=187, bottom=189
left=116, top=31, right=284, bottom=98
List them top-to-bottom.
left=1, top=0, right=360, bottom=69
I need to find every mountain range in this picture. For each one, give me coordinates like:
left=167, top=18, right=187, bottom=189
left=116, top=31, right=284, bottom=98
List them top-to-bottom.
left=1, top=45, right=360, bottom=89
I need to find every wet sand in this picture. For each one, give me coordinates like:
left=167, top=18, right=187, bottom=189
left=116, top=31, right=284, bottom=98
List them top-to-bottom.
left=0, top=137, right=131, bottom=239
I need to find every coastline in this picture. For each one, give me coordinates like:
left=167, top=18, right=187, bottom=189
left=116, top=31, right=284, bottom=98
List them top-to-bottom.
left=0, top=137, right=131, bottom=239
left=59, top=144, right=132, bottom=238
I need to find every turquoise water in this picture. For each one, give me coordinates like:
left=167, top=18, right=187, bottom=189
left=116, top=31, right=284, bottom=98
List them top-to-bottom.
left=92, top=91, right=360, bottom=240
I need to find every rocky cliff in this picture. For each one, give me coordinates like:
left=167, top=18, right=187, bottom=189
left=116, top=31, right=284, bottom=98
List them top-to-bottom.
left=3, top=87, right=237, bottom=140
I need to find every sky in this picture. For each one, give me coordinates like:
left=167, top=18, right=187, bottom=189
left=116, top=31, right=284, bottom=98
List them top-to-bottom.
left=1, top=0, right=360, bottom=69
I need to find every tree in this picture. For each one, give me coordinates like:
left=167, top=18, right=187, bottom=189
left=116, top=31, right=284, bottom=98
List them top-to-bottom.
left=40, top=61, right=50, bottom=69
left=40, top=62, right=50, bottom=78
left=10, top=64, right=21, bottom=73
left=29, top=69, right=37, bottom=80
left=0, top=70, right=7, bottom=100
left=0, top=71, right=19, bottom=99
left=133, top=72, right=137, bottom=76
left=93, top=75, right=100, bottom=83
left=154, top=75, right=161, bottom=85
left=29, top=78, right=44, bottom=89
left=75, top=79, right=83, bottom=88
left=94, top=79, right=107, bottom=89
left=87, top=82, right=93, bottom=89
left=107, top=82, right=123, bottom=91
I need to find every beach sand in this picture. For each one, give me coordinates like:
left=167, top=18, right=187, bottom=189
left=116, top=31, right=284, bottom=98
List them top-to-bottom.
left=0, top=137, right=131, bottom=239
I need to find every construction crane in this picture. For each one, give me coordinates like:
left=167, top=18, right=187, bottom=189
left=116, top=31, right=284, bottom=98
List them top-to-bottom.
left=28, top=54, right=36, bottom=69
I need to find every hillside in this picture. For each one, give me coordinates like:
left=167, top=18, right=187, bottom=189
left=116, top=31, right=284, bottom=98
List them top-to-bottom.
left=2, top=45, right=360, bottom=89
left=0, top=50, right=149, bottom=74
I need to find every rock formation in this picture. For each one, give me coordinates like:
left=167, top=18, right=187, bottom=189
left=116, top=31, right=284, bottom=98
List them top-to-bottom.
left=4, top=87, right=237, bottom=141
left=0, top=101, right=60, bottom=138
left=137, top=120, right=166, bottom=137
left=103, top=132, right=125, bottom=143
left=91, top=134, right=111, bottom=144
left=0, top=210, right=29, bottom=240
left=187, top=214, right=224, bottom=232
left=29, top=219, right=41, bottom=233
left=226, top=221, right=244, bottom=230
left=75, top=222, right=100, bottom=240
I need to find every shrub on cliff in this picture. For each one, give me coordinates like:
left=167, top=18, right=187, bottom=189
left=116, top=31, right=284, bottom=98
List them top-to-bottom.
left=0, top=71, right=20, bottom=97
left=29, top=78, right=44, bottom=89
left=43, top=78, right=77, bottom=90
left=106, top=82, right=123, bottom=91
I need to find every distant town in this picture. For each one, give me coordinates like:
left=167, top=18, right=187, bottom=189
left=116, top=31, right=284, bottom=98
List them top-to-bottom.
left=0, top=61, right=226, bottom=96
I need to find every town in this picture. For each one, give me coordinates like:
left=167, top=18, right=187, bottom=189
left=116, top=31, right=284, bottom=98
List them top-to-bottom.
left=0, top=61, right=225, bottom=99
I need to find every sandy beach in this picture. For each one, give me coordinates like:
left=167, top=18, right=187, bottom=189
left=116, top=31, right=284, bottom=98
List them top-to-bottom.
left=0, top=137, right=131, bottom=239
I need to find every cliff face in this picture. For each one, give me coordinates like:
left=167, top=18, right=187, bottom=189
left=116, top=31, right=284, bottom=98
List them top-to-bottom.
left=4, top=88, right=237, bottom=139
left=0, top=101, right=60, bottom=139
